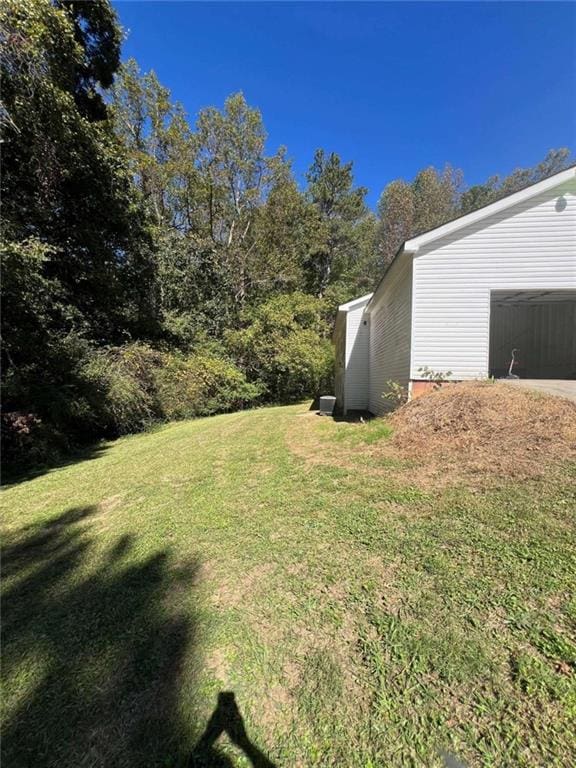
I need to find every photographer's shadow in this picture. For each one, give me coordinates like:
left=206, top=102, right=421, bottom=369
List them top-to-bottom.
left=189, top=691, right=276, bottom=768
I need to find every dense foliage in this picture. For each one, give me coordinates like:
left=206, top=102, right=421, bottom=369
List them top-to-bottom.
left=1, top=0, right=572, bottom=470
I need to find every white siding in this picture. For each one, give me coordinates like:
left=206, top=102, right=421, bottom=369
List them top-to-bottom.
left=411, top=178, right=576, bottom=380
left=368, top=254, right=413, bottom=414
left=344, top=304, right=370, bottom=411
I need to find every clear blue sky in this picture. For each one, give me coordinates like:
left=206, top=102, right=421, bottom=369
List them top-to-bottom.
left=114, top=1, right=575, bottom=208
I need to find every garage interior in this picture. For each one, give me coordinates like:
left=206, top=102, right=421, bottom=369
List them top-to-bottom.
left=489, top=290, right=576, bottom=380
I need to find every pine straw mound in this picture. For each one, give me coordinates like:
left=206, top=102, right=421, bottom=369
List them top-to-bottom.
left=389, top=381, right=576, bottom=481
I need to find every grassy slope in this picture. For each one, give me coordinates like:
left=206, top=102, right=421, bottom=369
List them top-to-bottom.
left=2, top=404, right=575, bottom=767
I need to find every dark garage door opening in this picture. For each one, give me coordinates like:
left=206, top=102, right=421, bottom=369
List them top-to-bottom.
left=489, top=290, right=576, bottom=380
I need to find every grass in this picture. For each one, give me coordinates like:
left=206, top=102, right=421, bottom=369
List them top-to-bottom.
left=2, top=403, right=575, bottom=767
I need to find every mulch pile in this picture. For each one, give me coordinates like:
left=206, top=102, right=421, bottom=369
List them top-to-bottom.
left=389, top=381, right=576, bottom=481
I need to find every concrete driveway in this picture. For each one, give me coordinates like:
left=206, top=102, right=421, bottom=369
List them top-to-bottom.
left=503, top=379, right=576, bottom=403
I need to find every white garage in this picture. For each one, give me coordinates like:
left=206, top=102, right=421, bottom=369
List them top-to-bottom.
left=334, top=165, right=576, bottom=415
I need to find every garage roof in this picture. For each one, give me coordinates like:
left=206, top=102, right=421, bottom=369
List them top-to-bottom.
left=367, top=164, right=576, bottom=310
left=404, top=165, right=576, bottom=254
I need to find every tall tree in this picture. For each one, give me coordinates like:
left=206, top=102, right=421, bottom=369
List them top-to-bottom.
left=1, top=0, right=155, bottom=420
left=1, top=0, right=155, bottom=341
left=112, top=59, right=203, bottom=233
left=112, top=60, right=224, bottom=343
left=113, top=74, right=300, bottom=333
left=196, top=92, right=284, bottom=306
left=459, top=148, right=572, bottom=215
left=305, top=149, right=369, bottom=296
left=247, top=159, right=316, bottom=298
left=376, top=165, right=460, bottom=269
left=411, top=165, right=461, bottom=235
left=377, top=179, right=415, bottom=268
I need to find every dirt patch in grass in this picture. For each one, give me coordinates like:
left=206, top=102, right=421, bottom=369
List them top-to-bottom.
left=389, top=381, right=576, bottom=482
left=285, top=413, right=399, bottom=477
left=285, top=415, right=347, bottom=467
left=99, top=494, right=124, bottom=513
left=211, top=562, right=276, bottom=609
left=206, top=647, right=231, bottom=683
left=260, top=682, right=295, bottom=735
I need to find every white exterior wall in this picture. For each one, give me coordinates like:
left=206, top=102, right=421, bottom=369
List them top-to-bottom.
left=411, top=178, right=576, bottom=380
left=368, top=254, right=413, bottom=415
left=344, top=304, right=370, bottom=411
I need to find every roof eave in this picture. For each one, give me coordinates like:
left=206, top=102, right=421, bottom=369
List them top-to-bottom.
left=404, top=164, right=576, bottom=253
left=337, top=292, right=374, bottom=312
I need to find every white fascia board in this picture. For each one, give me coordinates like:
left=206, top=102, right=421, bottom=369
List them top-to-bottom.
left=404, top=165, right=576, bottom=254
left=337, top=293, right=374, bottom=312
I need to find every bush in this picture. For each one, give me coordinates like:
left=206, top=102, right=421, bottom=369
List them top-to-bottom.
left=3, top=289, right=334, bottom=473
left=226, top=292, right=334, bottom=402
left=2, top=341, right=263, bottom=474
left=79, top=343, right=262, bottom=434
left=78, top=344, right=162, bottom=435
left=154, top=350, right=263, bottom=419
left=1, top=410, right=70, bottom=472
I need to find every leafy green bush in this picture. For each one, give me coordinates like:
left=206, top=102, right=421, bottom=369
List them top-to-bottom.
left=226, top=292, right=334, bottom=402
left=3, top=341, right=263, bottom=473
left=78, top=343, right=262, bottom=434
left=79, top=344, right=162, bottom=435
left=154, top=350, right=263, bottom=419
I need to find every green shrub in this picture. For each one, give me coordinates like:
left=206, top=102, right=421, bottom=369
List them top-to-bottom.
left=226, top=292, right=334, bottom=402
left=78, top=343, right=262, bottom=434
left=79, top=344, right=162, bottom=435
left=154, top=350, right=263, bottom=420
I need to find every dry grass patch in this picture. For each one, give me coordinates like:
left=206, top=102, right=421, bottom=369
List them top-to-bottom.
left=390, top=381, right=576, bottom=482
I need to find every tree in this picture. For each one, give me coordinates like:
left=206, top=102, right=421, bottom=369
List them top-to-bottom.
left=1, top=0, right=157, bottom=445
left=1, top=0, right=156, bottom=342
left=112, top=59, right=203, bottom=233
left=112, top=60, right=226, bottom=344
left=113, top=72, right=305, bottom=334
left=196, top=92, right=284, bottom=306
left=459, top=148, right=572, bottom=215
left=305, top=149, right=369, bottom=296
left=247, top=158, right=318, bottom=299
left=376, top=165, right=460, bottom=269
left=412, top=165, right=461, bottom=235
left=377, top=179, right=415, bottom=268
left=226, top=293, right=333, bottom=402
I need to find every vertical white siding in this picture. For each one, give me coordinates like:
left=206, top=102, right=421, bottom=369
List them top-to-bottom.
left=411, top=179, right=576, bottom=380
left=368, top=255, right=413, bottom=414
left=344, top=304, right=370, bottom=411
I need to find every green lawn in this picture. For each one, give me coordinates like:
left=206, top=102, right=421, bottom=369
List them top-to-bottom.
left=2, top=404, right=575, bottom=767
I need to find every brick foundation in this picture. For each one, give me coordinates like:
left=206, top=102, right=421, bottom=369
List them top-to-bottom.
left=410, top=380, right=449, bottom=399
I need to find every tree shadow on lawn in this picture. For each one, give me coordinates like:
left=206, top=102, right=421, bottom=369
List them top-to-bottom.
left=2, top=441, right=111, bottom=488
left=2, top=505, right=276, bottom=768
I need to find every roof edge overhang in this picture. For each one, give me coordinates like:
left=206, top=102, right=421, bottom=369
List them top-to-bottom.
left=404, top=165, right=576, bottom=254
left=337, top=292, right=374, bottom=312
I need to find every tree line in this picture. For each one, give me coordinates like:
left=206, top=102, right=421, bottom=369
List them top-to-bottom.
left=1, top=0, right=571, bottom=469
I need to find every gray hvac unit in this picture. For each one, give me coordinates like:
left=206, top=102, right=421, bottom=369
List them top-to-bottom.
left=318, top=395, right=336, bottom=416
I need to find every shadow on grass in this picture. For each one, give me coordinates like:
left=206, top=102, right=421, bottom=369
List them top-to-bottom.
left=330, top=410, right=374, bottom=424
left=2, top=441, right=111, bottom=488
left=1, top=504, right=194, bottom=767
left=2, top=505, right=276, bottom=767
left=189, top=692, right=277, bottom=768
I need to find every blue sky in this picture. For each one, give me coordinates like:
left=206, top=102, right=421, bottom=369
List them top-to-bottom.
left=114, top=1, right=576, bottom=208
